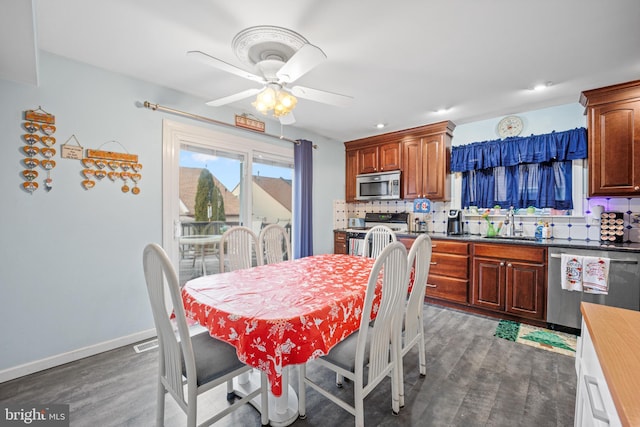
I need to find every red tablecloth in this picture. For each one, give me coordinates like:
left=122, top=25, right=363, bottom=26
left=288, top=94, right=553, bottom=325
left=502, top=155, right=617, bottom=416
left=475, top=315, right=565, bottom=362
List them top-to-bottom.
left=181, top=253, right=379, bottom=396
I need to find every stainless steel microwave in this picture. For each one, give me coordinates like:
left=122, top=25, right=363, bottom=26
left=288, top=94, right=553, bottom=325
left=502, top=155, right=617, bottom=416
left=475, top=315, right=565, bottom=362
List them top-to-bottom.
left=356, top=171, right=401, bottom=200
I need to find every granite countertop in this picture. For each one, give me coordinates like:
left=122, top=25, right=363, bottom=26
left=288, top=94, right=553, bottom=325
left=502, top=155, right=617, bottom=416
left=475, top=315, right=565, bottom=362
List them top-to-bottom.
left=335, top=228, right=640, bottom=253
left=397, top=231, right=640, bottom=252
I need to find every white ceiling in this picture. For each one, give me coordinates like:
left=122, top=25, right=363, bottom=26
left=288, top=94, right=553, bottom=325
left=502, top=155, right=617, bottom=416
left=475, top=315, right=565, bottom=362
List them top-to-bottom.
left=3, top=0, right=640, bottom=142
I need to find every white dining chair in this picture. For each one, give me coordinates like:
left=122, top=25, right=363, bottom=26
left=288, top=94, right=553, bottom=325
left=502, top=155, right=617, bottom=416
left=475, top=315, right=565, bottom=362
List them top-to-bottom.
left=259, top=223, right=291, bottom=264
left=361, top=225, right=397, bottom=258
left=218, top=226, right=262, bottom=273
left=398, top=233, right=432, bottom=407
left=299, top=241, right=409, bottom=427
left=142, top=243, right=268, bottom=426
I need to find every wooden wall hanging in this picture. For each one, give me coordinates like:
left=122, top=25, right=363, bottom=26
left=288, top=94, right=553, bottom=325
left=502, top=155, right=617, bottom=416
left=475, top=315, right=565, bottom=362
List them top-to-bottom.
left=22, top=107, right=56, bottom=193
left=80, top=141, right=142, bottom=195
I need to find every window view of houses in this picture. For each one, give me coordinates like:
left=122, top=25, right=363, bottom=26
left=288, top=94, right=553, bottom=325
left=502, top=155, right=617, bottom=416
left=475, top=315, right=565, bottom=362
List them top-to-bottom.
left=178, top=149, right=293, bottom=282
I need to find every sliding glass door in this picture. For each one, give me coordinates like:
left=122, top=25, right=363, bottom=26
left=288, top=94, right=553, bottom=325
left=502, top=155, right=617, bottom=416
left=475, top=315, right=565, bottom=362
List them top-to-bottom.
left=162, top=120, right=293, bottom=285
left=177, top=144, right=246, bottom=283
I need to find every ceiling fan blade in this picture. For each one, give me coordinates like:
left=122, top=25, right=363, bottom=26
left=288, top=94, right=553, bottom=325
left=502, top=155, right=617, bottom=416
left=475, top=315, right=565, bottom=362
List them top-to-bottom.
left=276, top=44, right=327, bottom=83
left=187, top=50, right=265, bottom=84
left=290, top=85, right=354, bottom=107
left=205, top=88, right=262, bottom=107
left=279, top=112, right=296, bottom=125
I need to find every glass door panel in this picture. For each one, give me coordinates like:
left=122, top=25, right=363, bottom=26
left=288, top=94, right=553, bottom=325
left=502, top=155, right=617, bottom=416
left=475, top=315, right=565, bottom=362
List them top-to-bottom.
left=178, top=144, right=245, bottom=285
left=251, top=153, right=294, bottom=257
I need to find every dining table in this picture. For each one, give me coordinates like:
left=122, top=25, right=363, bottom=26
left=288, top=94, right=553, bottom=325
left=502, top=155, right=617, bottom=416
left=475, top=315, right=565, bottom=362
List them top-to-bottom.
left=179, top=234, right=221, bottom=275
left=181, top=253, right=380, bottom=426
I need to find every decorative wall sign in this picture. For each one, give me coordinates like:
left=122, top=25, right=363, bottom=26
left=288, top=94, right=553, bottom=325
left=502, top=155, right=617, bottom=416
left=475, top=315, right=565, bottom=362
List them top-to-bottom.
left=21, top=107, right=56, bottom=193
left=235, top=114, right=265, bottom=132
left=61, top=135, right=84, bottom=159
left=80, top=141, right=142, bottom=195
left=413, top=198, right=432, bottom=213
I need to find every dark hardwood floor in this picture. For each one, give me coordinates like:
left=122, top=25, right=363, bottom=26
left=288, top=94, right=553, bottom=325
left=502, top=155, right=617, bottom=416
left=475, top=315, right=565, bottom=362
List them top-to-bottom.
left=0, top=305, right=576, bottom=426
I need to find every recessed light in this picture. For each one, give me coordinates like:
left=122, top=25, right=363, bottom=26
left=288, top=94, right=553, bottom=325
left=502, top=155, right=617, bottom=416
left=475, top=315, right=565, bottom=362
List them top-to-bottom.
left=531, top=81, right=553, bottom=91
left=435, top=108, right=449, bottom=114
left=376, top=123, right=386, bottom=129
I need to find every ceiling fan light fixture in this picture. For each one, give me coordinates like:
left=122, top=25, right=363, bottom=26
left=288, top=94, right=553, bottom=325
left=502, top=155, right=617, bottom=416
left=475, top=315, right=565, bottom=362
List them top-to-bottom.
left=252, top=85, right=297, bottom=118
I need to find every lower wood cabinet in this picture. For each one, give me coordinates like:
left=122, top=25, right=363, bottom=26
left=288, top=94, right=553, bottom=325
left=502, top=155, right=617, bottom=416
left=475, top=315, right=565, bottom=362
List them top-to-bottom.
left=334, top=231, right=347, bottom=254
left=378, top=236, right=549, bottom=324
left=426, top=239, right=469, bottom=304
left=472, top=243, right=547, bottom=321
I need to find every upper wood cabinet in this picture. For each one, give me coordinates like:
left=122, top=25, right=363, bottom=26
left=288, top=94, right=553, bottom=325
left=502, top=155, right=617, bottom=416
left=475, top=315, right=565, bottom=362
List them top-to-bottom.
left=580, top=80, right=640, bottom=197
left=344, top=120, right=455, bottom=202
left=402, top=121, right=454, bottom=201
left=357, top=141, right=401, bottom=174
left=345, top=150, right=358, bottom=202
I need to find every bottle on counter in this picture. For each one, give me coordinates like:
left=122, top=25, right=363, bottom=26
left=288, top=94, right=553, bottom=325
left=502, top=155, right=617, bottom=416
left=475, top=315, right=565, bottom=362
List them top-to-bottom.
left=535, top=221, right=543, bottom=239
left=542, top=222, right=551, bottom=239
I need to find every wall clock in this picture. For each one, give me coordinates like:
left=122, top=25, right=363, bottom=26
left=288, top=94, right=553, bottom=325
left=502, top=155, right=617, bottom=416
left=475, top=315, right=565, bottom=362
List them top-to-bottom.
left=497, top=115, right=524, bottom=138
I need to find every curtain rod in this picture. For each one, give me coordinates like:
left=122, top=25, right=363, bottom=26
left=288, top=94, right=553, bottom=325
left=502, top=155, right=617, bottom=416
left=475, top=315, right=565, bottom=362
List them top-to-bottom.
left=140, top=101, right=317, bottom=148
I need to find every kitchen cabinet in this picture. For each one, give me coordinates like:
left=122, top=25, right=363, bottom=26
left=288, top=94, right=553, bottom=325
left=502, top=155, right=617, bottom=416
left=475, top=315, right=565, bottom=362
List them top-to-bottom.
left=580, top=79, right=640, bottom=197
left=344, top=120, right=454, bottom=201
left=402, top=121, right=454, bottom=201
left=344, top=139, right=400, bottom=202
left=356, top=141, right=401, bottom=175
left=345, top=150, right=358, bottom=202
left=334, top=230, right=347, bottom=254
left=425, top=239, right=469, bottom=304
left=472, top=243, right=546, bottom=321
left=575, top=303, right=640, bottom=427
left=575, top=316, right=622, bottom=427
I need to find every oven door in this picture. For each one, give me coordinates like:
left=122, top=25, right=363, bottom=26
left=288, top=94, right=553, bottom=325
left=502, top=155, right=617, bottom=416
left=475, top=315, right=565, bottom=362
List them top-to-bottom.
left=347, top=232, right=365, bottom=256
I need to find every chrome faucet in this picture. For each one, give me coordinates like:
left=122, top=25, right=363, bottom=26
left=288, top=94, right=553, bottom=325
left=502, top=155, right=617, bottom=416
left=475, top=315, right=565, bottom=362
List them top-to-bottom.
left=505, top=206, right=515, bottom=236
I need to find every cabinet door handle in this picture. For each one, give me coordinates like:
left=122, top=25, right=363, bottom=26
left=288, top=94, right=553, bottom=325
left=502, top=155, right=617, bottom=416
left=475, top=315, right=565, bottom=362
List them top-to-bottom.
left=635, top=185, right=639, bottom=191
left=500, top=262, right=505, bottom=266
left=507, top=263, right=512, bottom=267
left=426, top=283, right=437, bottom=288
left=584, top=375, right=609, bottom=423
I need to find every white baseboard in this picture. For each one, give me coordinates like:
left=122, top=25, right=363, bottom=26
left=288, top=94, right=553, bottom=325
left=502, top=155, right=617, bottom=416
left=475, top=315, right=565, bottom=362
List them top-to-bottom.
left=0, top=328, right=157, bottom=384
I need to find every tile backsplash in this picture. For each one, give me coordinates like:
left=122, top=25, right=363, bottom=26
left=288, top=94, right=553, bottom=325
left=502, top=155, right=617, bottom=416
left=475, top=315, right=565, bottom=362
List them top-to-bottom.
left=334, top=196, right=640, bottom=243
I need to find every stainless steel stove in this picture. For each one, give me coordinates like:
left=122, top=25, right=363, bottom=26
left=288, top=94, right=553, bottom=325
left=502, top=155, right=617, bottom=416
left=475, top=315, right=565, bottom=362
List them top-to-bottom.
left=345, top=212, right=408, bottom=255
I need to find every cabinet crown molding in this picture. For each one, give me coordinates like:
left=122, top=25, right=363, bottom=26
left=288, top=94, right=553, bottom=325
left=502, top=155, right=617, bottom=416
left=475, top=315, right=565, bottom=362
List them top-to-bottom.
left=580, top=79, right=640, bottom=109
left=344, top=120, right=455, bottom=150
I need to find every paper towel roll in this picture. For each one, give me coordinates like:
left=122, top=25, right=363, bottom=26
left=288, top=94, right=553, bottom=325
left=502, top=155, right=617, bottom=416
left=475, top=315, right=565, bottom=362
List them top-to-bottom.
left=590, top=205, right=604, bottom=219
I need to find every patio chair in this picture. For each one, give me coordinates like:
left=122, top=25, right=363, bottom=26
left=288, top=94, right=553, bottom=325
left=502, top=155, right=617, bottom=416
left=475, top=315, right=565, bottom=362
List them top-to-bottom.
left=259, top=223, right=291, bottom=264
left=219, top=226, right=262, bottom=273
left=142, top=243, right=268, bottom=426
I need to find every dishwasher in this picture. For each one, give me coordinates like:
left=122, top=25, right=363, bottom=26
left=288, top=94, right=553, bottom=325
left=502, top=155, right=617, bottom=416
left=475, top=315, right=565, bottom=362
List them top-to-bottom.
left=547, top=247, right=640, bottom=330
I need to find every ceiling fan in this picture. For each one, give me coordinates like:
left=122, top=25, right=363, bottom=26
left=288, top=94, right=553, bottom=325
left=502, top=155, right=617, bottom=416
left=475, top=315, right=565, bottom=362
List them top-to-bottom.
left=188, top=26, right=353, bottom=124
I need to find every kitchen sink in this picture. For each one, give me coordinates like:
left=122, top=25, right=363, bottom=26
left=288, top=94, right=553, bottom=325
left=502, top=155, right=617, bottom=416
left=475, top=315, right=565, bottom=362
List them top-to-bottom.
left=484, top=235, right=538, bottom=241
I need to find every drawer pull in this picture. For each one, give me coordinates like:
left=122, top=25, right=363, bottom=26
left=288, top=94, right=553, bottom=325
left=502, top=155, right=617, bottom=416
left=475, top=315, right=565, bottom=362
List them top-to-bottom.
left=432, top=244, right=437, bottom=248
left=430, top=262, right=437, bottom=265
left=426, top=283, right=437, bottom=288
left=584, top=375, right=609, bottom=423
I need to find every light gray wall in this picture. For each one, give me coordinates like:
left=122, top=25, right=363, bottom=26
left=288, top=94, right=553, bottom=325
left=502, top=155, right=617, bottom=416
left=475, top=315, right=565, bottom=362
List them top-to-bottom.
left=0, top=52, right=342, bottom=375
left=452, top=103, right=586, bottom=146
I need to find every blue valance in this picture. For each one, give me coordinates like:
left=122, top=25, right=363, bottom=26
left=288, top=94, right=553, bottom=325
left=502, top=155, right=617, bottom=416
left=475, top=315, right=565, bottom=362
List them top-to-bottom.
left=450, top=127, right=587, bottom=173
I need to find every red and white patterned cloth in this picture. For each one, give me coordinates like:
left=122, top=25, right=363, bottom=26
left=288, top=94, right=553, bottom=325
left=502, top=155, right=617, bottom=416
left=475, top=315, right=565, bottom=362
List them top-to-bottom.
left=181, top=253, right=380, bottom=396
